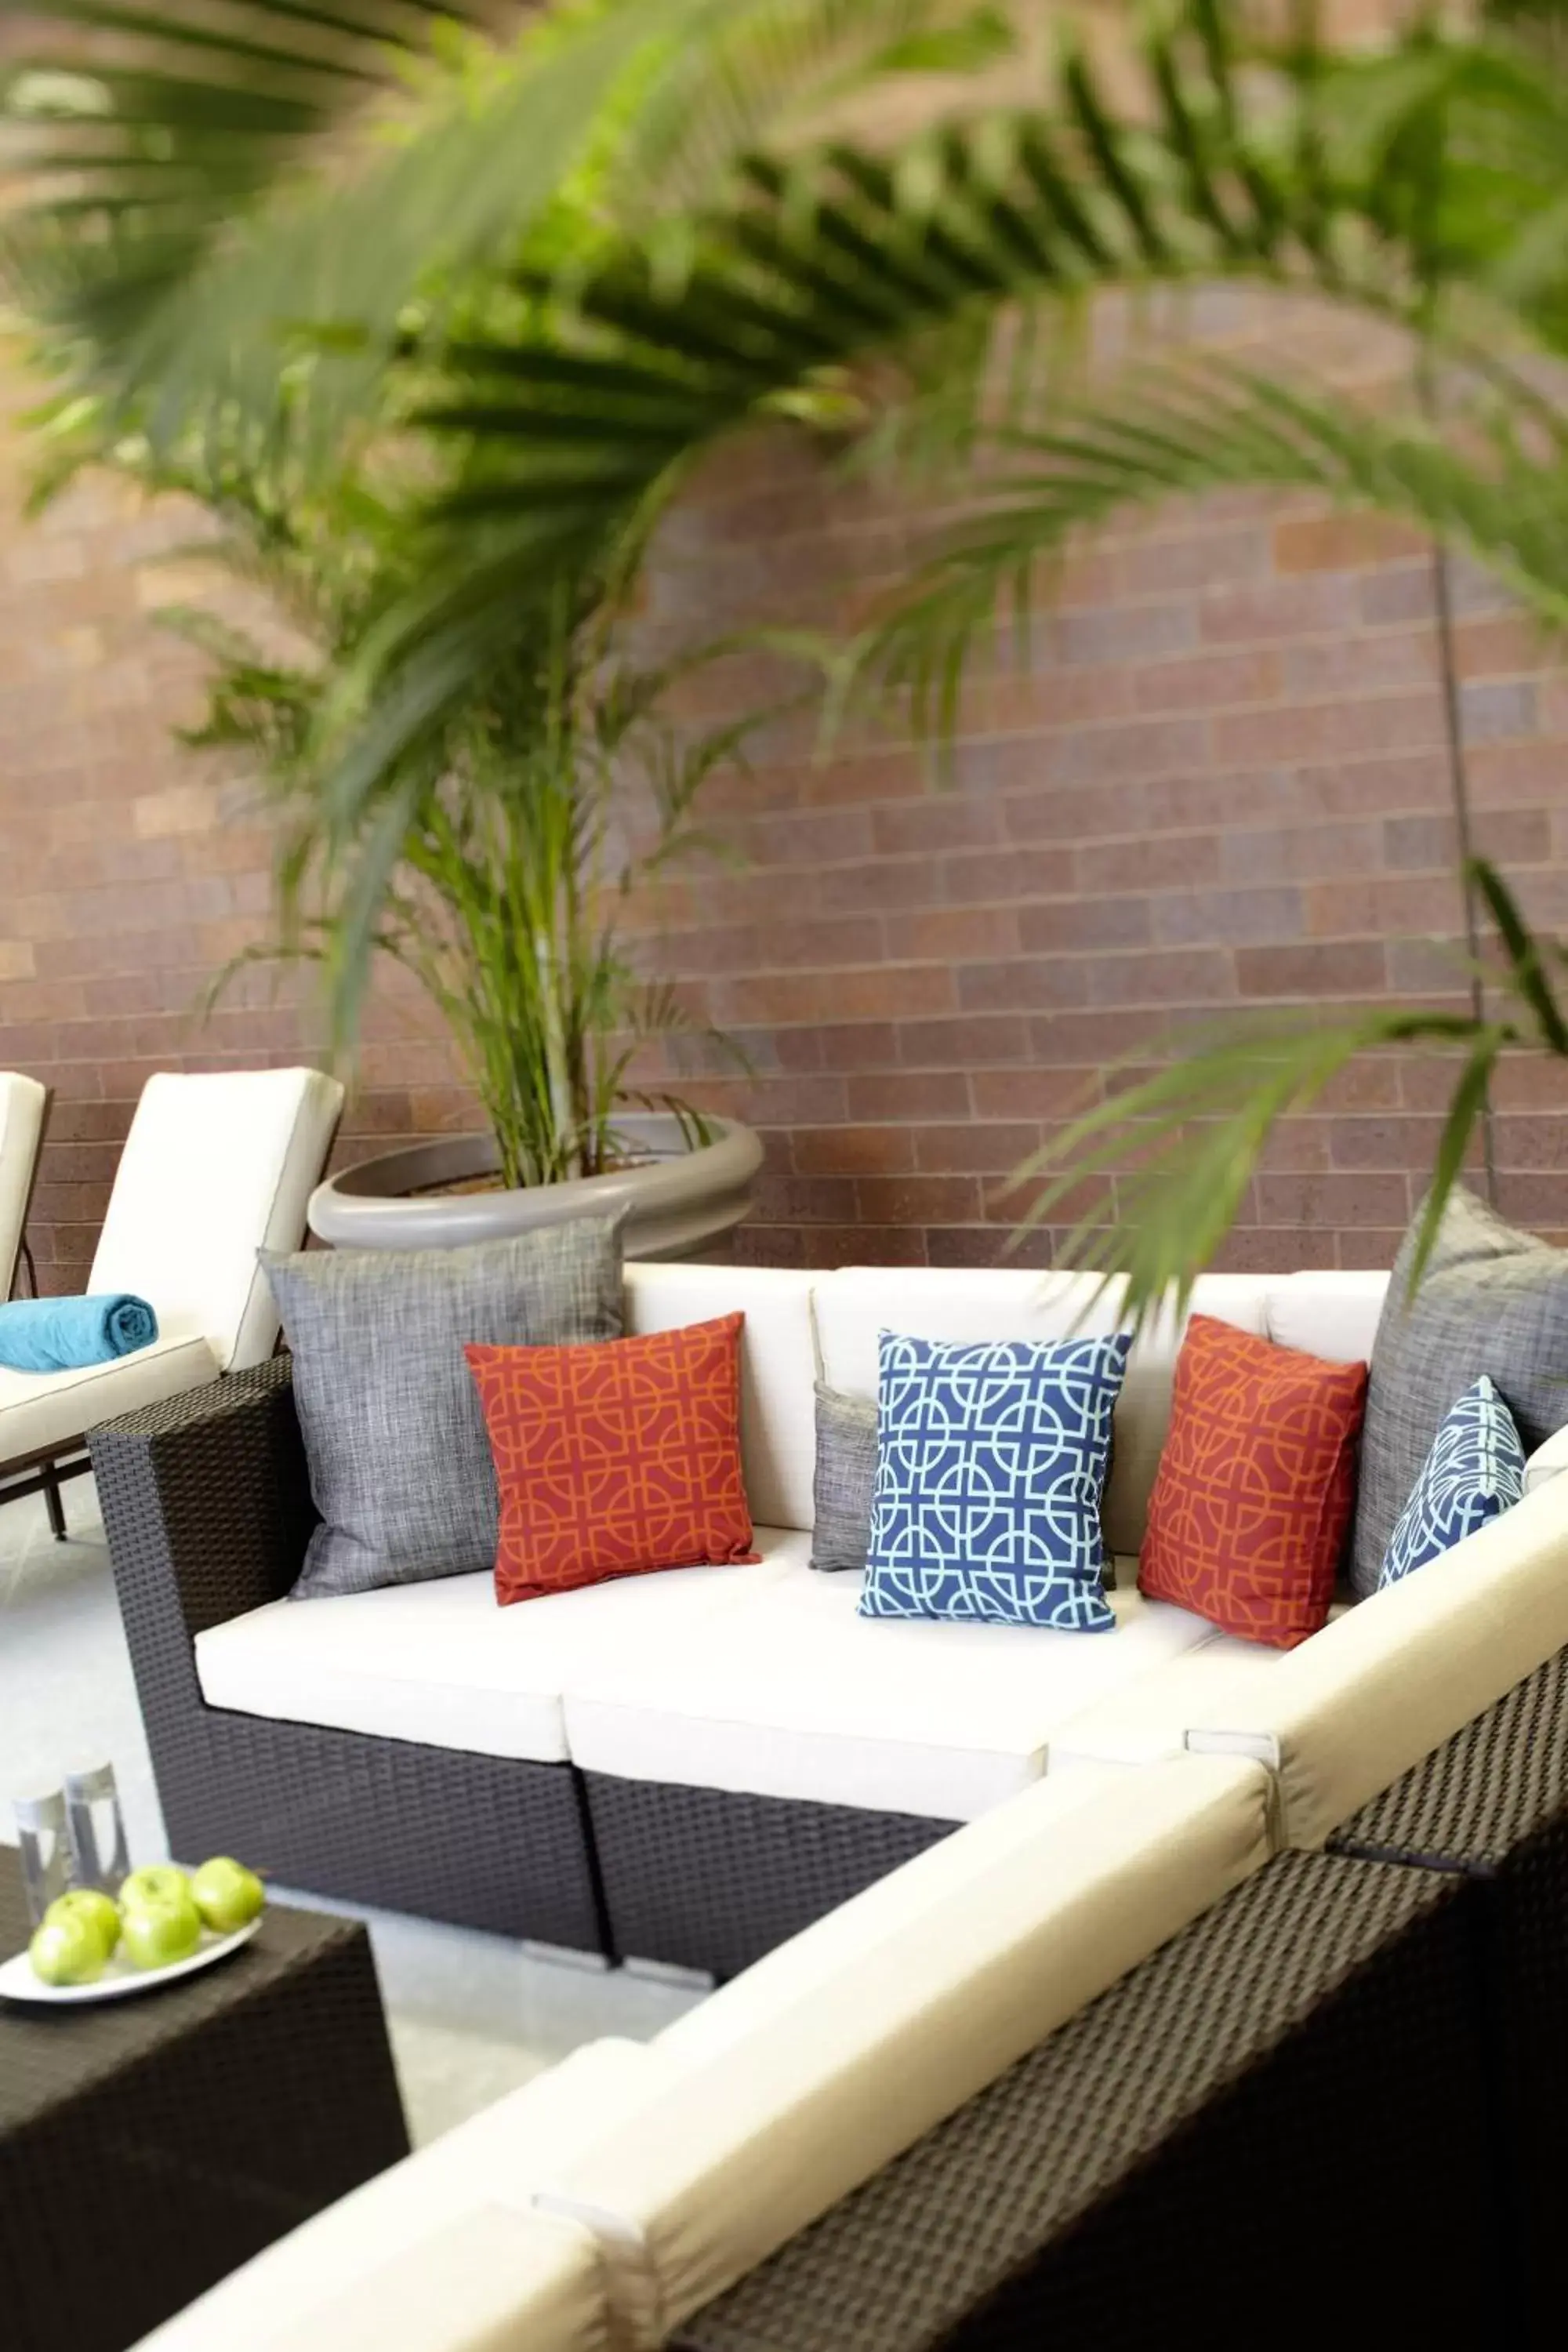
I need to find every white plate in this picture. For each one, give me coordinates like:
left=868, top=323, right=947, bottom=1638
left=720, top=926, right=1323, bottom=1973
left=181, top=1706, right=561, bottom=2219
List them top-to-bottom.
left=0, top=1917, right=261, bottom=2005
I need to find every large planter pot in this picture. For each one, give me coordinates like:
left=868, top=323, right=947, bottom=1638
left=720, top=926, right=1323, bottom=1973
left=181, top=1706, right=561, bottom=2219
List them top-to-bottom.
left=306, top=1111, right=763, bottom=1261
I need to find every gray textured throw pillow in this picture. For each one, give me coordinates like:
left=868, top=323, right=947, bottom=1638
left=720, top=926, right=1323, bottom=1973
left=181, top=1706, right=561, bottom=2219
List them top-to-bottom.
left=1351, top=1185, right=1568, bottom=1595
left=263, top=1215, right=624, bottom=1599
left=811, top=1382, right=878, bottom=1571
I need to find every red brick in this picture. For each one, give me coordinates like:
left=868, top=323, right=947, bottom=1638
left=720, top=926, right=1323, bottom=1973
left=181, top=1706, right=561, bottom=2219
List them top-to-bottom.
left=1273, top=514, right=1425, bottom=572
left=1200, top=575, right=1359, bottom=644
left=1132, top=648, right=1281, bottom=715
left=870, top=797, right=1000, bottom=856
left=939, top=846, right=1076, bottom=903
left=1018, top=898, right=1154, bottom=953
left=884, top=907, right=1019, bottom=962
left=1236, top=942, right=1388, bottom=998
left=1087, top=949, right=1237, bottom=1007
left=957, top=958, right=1091, bottom=1013
left=897, top=1015, right=1029, bottom=1067
left=848, top=1070, right=972, bottom=1121
left=912, top=1122, right=1040, bottom=1174
left=793, top=1127, right=916, bottom=1176
left=1253, top=1172, right=1412, bottom=1225
left=855, top=1175, right=985, bottom=1225
left=925, top=1224, right=1054, bottom=1269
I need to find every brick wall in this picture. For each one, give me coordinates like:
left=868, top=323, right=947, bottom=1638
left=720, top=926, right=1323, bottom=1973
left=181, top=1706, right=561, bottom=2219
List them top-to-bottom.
left=4, top=364, right=1568, bottom=1292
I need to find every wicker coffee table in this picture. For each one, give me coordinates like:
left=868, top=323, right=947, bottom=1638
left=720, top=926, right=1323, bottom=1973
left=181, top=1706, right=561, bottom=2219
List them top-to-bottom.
left=0, top=1847, right=409, bottom=2351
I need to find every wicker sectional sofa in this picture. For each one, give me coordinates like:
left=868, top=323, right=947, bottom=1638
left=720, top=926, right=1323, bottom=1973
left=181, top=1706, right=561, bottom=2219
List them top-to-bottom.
left=93, top=1258, right=1568, bottom=2352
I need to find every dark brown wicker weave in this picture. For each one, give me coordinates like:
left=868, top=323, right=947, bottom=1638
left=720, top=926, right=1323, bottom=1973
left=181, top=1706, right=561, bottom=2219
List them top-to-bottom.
left=89, top=1363, right=612, bottom=1955
left=1330, top=1648, right=1568, bottom=2343
left=583, top=1772, right=956, bottom=1980
left=0, top=1848, right=408, bottom=2352
left=675, top=1849, right=1506, bottom=2352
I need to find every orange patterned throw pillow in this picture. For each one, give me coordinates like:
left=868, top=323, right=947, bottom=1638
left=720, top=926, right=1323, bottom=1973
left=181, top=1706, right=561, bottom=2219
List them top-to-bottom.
left=466, top=1312, right=759, bottom=1603
left=1138, top=1314, right=1368, bottom=1649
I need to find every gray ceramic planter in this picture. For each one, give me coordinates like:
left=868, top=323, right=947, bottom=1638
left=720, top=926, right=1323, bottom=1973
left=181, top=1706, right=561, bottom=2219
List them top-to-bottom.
left=306, top=1111, right=763, bottom=1261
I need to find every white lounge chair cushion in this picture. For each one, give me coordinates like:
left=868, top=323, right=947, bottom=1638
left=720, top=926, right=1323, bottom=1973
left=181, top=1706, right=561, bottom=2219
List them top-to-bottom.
left=90, top=1067, right=342, bottom=1372
left=0, top=1070, right=46, bottom=1298
left=623, top=1261, right=818, bottom=1532
left=0, top=1333, right=220, bottom=1460
left=1185, top=1474, right=1568, bottom=1846
left=194, top=1537, right=802, bottom=1764
left=564, top=1563, right=1222, bottom=1820
left=536, top=1755, right=1274, bottom=2347
left=132, top=2038, right=675, bottom=2352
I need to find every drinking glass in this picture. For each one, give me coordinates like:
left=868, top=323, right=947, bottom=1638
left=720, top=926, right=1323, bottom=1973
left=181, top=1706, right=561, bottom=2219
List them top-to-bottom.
left=64, top=1762, right=130, bottom=1894
left=13, top=1789, right=71, bottom=1926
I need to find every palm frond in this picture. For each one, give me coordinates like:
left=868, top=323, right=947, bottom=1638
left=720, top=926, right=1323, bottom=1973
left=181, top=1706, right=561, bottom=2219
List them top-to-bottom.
left=1, top=0, right=1014, bottom=453
left=855, top=357, right=1568, bottom=739
left=1004, top=859, right=1567, bottom=1333
left=1005, top=1009, right=1516, bottom=1338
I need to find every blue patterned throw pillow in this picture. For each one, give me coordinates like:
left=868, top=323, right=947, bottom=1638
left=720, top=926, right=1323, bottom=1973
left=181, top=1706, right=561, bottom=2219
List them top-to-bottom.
left=860, top=1328, right=1132, bottom=1631
left=1377, top=1375, right=1526, bottom=1589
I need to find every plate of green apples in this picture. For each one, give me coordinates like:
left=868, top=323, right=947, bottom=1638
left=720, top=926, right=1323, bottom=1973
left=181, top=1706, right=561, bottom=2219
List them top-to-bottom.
left=0, top=1859, right=266, bottom=2005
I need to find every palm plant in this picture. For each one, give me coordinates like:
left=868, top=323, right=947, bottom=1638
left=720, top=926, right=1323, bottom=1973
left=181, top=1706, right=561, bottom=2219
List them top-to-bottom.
left=10, top=0, right=1568, bottom=1295
left=154, top=452, right=762, bottom=1186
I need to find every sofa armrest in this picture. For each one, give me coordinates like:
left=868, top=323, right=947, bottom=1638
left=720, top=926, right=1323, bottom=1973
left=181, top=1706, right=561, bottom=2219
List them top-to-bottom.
left=90, top=1355, right=316, bottom=1645
left=1524, top=1424, right=1568, bottom=1494
left=1185, top=1475, right=1568, bottom=1849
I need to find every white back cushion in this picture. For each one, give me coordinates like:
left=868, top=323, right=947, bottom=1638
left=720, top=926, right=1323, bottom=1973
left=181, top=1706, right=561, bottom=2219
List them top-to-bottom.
left=89, top=1069, right=342, bottom=1370
left=0, top=1071, right=46, bottom=1298
left=623, top=1262, right=817, bottom=1530
left=812, top=1265, right=1270, bottom=1555
left=1265, top=1270, right=1388, bottom=1363
left=1186, top=1474, right=1568, bottom=1846
left=535, top=1755, right=1273, bottom=2347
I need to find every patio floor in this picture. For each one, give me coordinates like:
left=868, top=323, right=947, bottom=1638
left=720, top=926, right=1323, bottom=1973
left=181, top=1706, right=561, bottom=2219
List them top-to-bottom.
left=0, top=1478, right=701, bottom=2145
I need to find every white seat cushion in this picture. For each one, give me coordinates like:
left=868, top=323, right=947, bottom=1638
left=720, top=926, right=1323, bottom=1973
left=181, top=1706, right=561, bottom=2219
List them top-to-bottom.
left=91, top=1067, right=342, bottom=1372
left=623, top=1262, right=818, bottom=1530
left=0, top=1333, right=220, bottom=1459
left=1185, top=1475, right=1568, bottom=1846
left=195, top=1537, right=801, bottom=1763
left=564, top=1563, right=1224, bottom=1819
left=1047, top=1617, right=1317, bottom=1769
left=536, top=1756, right=1274, bottom=2348
left=133, top=2038, right=672, bottom=2352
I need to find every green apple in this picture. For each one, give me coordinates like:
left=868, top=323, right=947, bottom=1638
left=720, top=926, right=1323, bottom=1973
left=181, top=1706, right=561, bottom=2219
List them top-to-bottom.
left=190, top=1857, right=264, bottom=1936
left=119, top=1864, right=193, bottom=1915
left=44, top=1888, right=121, bottom=1961
left=120, top=1896, right=202, bottom=1972
left=31, top=1911, right=107, bottom=1986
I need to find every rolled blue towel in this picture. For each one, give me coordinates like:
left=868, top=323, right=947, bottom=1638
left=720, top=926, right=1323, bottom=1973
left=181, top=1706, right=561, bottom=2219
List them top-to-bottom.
left=0, top=1294, right=159, bottom=1374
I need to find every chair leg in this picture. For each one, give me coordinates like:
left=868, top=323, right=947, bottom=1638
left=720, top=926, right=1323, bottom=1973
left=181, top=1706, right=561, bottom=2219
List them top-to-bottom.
left=41, top=1457, right=67, bottom=1541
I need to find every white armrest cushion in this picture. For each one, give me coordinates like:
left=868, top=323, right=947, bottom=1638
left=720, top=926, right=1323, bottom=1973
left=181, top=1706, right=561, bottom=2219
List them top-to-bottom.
left=1186, top=1475, right=1568, bottom=1847
left=535, top=1755, right=1273, bottom=2345
left=131, top=2038, right=675, bottom=2352
left=252, top=2208, right=612, bottom=2352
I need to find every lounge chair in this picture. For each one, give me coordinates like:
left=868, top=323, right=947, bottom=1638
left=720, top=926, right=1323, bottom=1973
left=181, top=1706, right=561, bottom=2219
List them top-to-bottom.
left=0, top=1067, right=342, bottom=1538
